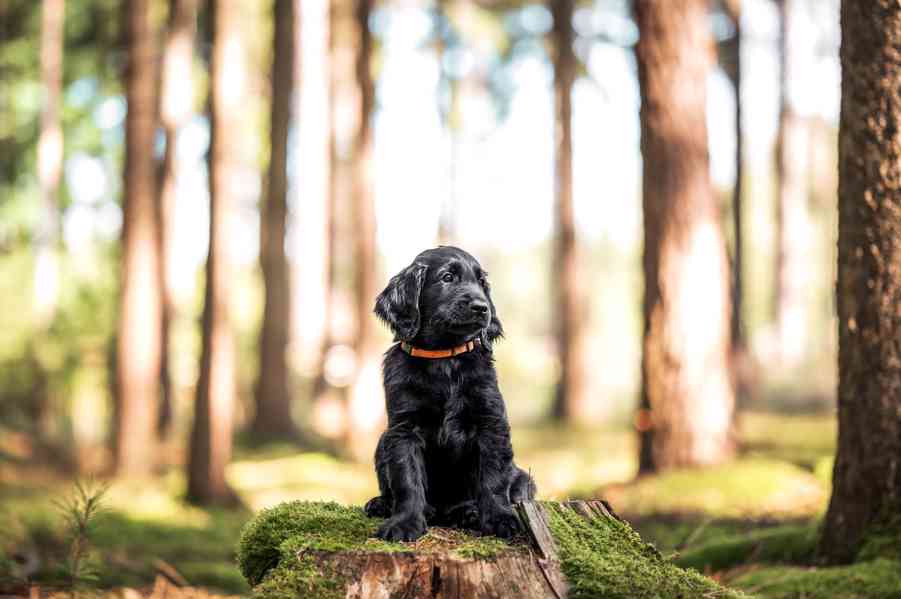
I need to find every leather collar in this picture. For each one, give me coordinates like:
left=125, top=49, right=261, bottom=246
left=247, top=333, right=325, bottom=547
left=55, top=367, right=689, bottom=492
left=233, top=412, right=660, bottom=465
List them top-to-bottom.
left=399, top=338, right=481, bottom=359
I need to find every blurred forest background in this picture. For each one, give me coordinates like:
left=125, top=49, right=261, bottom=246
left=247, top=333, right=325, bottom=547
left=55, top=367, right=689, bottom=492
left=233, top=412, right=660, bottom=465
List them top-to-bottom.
left=3, top=0, right=890, bottom=596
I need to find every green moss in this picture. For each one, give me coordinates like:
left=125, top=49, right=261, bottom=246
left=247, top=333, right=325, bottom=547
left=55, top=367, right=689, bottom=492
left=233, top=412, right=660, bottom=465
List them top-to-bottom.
left=601, top=459, right=827, bottom=519
left=236, top=500, right=520, bottom=594
left=239, top=500, right=748, bottom=598
left=237, top=501, right=401, bottom=586
left=541, top=502, right=746, bottom=599
left=858, top=522, right=901, bottom=562
left=675, top=523, right=819, bottom=573
left=453, top=536, right=512, bottom=559
left=253, top=554, right=347, bottom=599
left=731, top=558, right=901, bottom=598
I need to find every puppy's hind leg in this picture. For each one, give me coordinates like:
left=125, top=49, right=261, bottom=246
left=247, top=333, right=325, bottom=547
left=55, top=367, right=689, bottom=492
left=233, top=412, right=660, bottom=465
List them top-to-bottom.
left=510, top=466, right=537, bottom=503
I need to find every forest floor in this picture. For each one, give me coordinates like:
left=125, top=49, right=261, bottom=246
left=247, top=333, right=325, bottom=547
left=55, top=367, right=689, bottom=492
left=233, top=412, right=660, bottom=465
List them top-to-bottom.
left=5, top=411, right=897, bottom=598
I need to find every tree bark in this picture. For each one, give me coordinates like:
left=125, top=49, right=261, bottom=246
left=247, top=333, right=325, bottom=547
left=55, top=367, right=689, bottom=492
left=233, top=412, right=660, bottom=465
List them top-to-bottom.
left=34, top=0, right=65, bottom=326
left=116, top=0, right=162, bottom=478
left=157, top=0, right=199, bottom=438
left=187, top=0, right=240, bottom=506
left=252, top=0, right=297, bottom=439
left=345, top=0, right=381, bottom=456
left=350, top=0, right=376, bottom=358
left=549, top=0, right=588, bottom=422
left=635, top=0, right=736, bottom=473
left=719, top=0, right=749, bottom=380
left=774, top=0, right=810, bottom=365
left=819, top=0, right=901, bottom=564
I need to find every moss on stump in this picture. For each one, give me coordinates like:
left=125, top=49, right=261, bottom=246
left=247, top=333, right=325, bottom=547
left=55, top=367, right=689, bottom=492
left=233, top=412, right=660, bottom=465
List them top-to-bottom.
left=237, top=500, right=744, bottom=598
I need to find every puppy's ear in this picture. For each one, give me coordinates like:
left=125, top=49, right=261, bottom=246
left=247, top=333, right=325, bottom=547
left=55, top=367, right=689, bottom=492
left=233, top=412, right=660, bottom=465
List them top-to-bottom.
left=374, top=262, right=428, bottom=341
left=480, top=291, right=504, bottom=351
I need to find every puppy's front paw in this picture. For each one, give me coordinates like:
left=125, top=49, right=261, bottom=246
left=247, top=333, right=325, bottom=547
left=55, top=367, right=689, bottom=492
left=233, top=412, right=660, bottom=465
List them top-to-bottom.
left=481, top=507, right=521, bottom=540
left=376, top=513, right=427, bottom=542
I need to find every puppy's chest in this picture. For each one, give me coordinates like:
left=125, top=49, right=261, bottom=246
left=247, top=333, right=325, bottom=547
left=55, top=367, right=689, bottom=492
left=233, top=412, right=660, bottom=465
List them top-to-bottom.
left=417, top=366, right=477, bottom=442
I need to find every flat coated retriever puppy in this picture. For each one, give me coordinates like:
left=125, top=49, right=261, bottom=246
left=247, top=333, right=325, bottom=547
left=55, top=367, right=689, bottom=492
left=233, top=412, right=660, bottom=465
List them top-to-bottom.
left=364, top=246, right=536, bottom=542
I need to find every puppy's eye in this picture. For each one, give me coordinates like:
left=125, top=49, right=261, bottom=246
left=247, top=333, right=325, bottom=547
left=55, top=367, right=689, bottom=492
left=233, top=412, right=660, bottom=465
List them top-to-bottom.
left=441, top=272, right=455, bottom=283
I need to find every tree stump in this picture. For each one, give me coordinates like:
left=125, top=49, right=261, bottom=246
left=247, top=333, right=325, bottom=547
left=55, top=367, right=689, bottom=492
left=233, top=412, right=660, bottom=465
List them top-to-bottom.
left=237, top=500, right=740, bottom=599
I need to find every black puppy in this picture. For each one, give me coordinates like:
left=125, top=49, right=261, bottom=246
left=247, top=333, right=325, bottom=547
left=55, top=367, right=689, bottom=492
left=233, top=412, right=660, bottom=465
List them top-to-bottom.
left=364, top=246, right=536, bottom=542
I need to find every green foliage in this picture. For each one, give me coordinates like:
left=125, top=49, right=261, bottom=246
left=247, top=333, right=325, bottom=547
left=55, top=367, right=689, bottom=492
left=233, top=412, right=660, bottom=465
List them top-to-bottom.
left=0, top=247, right=117, bottom=452
left=54, top=480, right=109, bottom=590
left=541, top=502, right=745, bottom=599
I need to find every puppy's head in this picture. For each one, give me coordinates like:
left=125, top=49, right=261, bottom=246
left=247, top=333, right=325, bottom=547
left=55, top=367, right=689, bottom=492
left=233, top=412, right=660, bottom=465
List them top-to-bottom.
left=374, top=246, right=503, bottom=348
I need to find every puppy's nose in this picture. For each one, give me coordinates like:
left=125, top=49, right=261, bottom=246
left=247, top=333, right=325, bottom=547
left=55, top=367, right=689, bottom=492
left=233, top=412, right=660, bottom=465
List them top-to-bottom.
left=470, top=300, right=489, bottom=315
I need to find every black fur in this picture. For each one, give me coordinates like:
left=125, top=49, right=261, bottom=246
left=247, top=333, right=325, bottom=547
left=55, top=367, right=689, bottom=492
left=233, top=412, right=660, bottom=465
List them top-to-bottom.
left=365, top=246, right=536, bottom=542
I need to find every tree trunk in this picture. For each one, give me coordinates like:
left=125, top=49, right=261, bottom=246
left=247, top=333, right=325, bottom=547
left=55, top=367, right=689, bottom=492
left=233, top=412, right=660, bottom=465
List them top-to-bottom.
left=34, top=0, right=65, bottom=326
left=116, top=0, right=162, bottom=478
left=157, top=0, right=199, bottom=438
left=187, top=0, right=240, bottom=506
left=252, top=0, right=297, bottom=439
left=308, top=0, right=357, bottom=442
left=345, top=0, right=381, bottom=457
left=350, top=0, right=376, bottom=358
left=434, top=0, right=459, bottom=246
left=549, top=0, right=588, bottom=422
left=635, top=0, right=736, bottom=473
left=719, top=0, right=752, bottom=405
left=774, top=0, right=809, bottom=366
left=819, top=0, right=901, bottom=564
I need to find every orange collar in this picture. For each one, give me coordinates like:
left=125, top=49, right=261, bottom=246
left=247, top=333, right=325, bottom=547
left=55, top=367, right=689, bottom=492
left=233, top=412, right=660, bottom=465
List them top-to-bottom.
left=400, top=338, right=481, bottom=359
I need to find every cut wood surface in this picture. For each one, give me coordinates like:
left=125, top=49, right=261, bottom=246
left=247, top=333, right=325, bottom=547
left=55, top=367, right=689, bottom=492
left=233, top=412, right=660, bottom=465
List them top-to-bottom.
left=237, top=500, right=742, bottom=599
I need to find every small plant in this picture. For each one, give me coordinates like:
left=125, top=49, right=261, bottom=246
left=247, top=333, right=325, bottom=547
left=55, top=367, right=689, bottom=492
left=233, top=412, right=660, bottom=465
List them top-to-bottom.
left=53, top=480, right=108, bottom=595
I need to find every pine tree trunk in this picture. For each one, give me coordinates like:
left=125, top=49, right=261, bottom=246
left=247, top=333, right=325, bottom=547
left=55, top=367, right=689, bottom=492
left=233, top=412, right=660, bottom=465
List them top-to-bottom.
left=34, top=0, right=64, bottom=326
left=116, top=0, right=162, bottom=477
left=157, top=0, right=199, bottom=437
left=187, top=0, right=240, bottom=506
left=253, top=0, right=297, bottom=439
left=309, top=0, right=353, bottom=441
left=345, top=0, right=380, bottom=457
left=351, top=0, right=376, bottom=358
left=434, top=0, right=459, bottom=246
left=549, top=0, right=588, bottom=422
left=635, top=0, right=736, bottom=473
left=720, top=0, right=756, bottom=407
left=774, top=0, right=809, bottom=365
left=819, top=0, right=901, bottom=564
